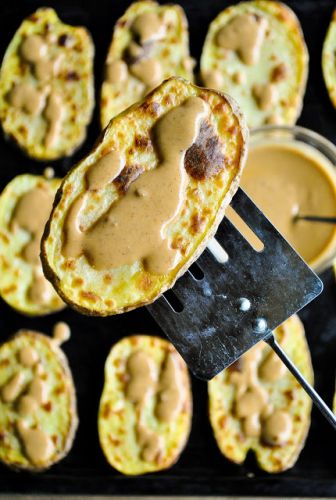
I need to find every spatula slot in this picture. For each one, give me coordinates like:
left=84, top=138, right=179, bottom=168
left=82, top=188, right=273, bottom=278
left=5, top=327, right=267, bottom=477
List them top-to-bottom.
left=226, top=205, right=264, bottom=252
left=188, top=262, right=204, bottom=281
left=162, top=289, right=184, bottom=313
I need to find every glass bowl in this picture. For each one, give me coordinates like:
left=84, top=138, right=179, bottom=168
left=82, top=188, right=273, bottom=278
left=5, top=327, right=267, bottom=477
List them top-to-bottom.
left=245, top=125, right=336, bottom=274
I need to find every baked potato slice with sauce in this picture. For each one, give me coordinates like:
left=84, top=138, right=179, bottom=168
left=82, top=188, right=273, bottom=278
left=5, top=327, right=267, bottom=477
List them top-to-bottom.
left=100, top=0, right=194, bottom=128
left=200, top=1, right=308, bottom=127
left=0, top=8, right=94, bottom=161
left=322, top=9, right=336, bottom=109
left=42, top=77, right=247, bottom=316
left=0, top=174, right=64, bottom=316
left=208, top=315, right=313, bottom=473
left=0, top=325, right=77, bottom=471
left=98, top=334, right=191, bottom=475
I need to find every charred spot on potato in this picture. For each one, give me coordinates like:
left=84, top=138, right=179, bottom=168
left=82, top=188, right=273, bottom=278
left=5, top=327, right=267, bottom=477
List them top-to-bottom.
left=58, top=33, right=69, bottom=46
left=271, top=62, right=288, bottom=83
left=66, top=71, right=80, bottom=81
left=140, top=100, right=160, bottom=117
left=184, top=121, right=225, bottom=180
left=134, top=135, right=150, bottom=150
left=114, top=165, right=144, bottom=194
left=190, top=213, right=206, bottom=234
left=138, top=274, right=152, bottom=291
left=72, top=277, right=84, bottom=287
left=3, top=285, right=17, bottom=295
left=80, top=290, right=99, bottom=302
left=43, top=401, right=52, bottom=412
left=102, top=403, right=111, bottom=419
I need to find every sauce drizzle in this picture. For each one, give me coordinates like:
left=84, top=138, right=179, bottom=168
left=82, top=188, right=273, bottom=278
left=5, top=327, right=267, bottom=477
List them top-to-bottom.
left=62, top=97, right=208, bottom=275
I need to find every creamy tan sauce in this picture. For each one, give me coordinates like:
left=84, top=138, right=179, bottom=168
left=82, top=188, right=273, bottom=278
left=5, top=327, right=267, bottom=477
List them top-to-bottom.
left=131, top=11, right=165, bottom=44
left=216, top=13, right=268, bottom=65
left=13, top=34, right=64, bottom=147
left=21, top=34, right=60, bottom=83
left=20, top=35, right=47, bottom=63
left=127, top=41, right=143, bottom=59
left=35, top=57, right=59, bottom=82
left=183, top=57, right=196, bottom=72
left=130, top=58, right=162, bottom=87
left=106, top=60, right=128, bottom=85
left=203, top=70, right=223, bottom=90
left=232, top=71, right=246, bottom=85
left=9, top=83, right=45, bottom=116
left=253, top=83, right=278, bottom=111
left=44, top=91, right=64, bottom=148
left=62, top=97, right=208, bottom=274
left=265, top=114, right=282, bottom=125
left=241, top=143, right=336, bottom=267
left=86, top=151, right=124, bottom=190
left=43, top=166, right=55, bottom=179
left=11, top=184, right=54, bottom=264
left=28, top=273, right=54, bottom=305
left=53, top=322, right=71, bottom=345
left=0, top=336, right=57, bottom=465
left=230, top=343, right=292, bottom=444
left=19, top=346, right=39, bottom=367
left=125, top=348, right=186, bottom=462
left=125, top=350, right=156, bottom=405
left=259, top=351, right=286, bottom=382
left=156, top=352, right=183, bottom=422
left=1, top=372, right=25, bottom=403
left=27, top=377, right=48, bottom=405
left=17, top=394, right=39, bottom=417
left=262, top=409, right=293, bottom=445
left=17, top=420, right=55, bottom=465
left=136, top=423, right=163, bottom=463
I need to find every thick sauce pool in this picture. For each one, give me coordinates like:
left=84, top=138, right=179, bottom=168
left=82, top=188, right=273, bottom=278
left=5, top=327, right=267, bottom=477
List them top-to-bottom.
left=241, top=142, right=336, bottom=268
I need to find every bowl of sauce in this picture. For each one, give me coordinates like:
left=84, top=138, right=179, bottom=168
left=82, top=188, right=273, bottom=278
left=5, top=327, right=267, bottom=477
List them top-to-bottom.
left=230, top=125, right=336, bottom=273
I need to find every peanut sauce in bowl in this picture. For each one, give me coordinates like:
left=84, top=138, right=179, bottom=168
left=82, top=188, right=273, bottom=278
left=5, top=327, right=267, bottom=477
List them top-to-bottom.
left=229, top=126, right=336, bottom=273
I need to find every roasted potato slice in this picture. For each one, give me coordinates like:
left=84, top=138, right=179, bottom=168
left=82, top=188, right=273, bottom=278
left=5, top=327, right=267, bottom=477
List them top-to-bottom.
left=100, top=1, right=194, bottom=128
left=200, top=1, right=308, bottom=127
left=0, top=8, right=94, bottom=161
left=322, top=9, right=336, bottom=108
left=42, top=77, right=247, bottom=316
left=0, top=174, right=64, bottom=316
left=208, top=315, right=313, bottom=473
left=0, top=325, right=77, bottom=471
left=98, top=334, right=191, bottom=475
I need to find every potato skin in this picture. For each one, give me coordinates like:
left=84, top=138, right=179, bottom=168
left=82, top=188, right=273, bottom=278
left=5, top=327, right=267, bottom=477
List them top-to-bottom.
left=100, top=0, right=194, bottom=128
left=200, top=0, right=308, bottom=127
left=0, top=8, right=94, bottom=161
left=322, top=9, right=336, bottom=109
left=41, top=76, right=248, bottom=316
left=0, top=174, right=65, bottom=316
left=208, top=315, right=313, bottom=473
left=0, top=330, right=78, bottom=471
left=98, top=335, right=192, bottom=475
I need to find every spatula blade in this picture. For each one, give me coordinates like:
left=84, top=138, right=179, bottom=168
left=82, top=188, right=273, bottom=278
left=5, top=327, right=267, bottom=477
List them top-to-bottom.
left=147, top=188, right=323, bottom=380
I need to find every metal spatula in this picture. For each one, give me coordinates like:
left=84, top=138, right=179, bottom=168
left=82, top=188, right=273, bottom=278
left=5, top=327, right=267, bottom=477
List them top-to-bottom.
left=147, top=188, right=336, bottom=428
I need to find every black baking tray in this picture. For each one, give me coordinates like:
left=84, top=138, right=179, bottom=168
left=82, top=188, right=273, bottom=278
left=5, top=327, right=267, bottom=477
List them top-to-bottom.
left=0, top=0, right=336, bottom=496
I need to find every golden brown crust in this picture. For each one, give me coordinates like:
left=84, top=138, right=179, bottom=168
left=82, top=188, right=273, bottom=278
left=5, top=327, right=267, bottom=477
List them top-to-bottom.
left=200, top=0, right=308, bottom=127
left=100, top=1, right=194, bottom=128
left=0, top=8, right=95, bottom=161
left=322, top=8, right=336, bottom=108
left=41, top=77, right=248, bottom=316
left=0, top=174, right=65, bottom=316
left=208, top=315, right=313, bottom=473
left=0, top=330, right=78, bottom=471
left=98, top=334, right=192, bottom=475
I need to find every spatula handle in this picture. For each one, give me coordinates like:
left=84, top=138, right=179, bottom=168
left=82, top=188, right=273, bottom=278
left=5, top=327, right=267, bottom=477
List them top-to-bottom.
left=265, top=333, right=336, bottom=430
